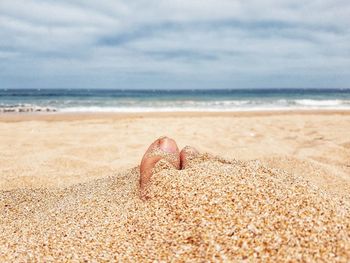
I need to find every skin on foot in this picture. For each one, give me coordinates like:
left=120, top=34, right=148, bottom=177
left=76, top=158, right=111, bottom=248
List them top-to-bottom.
left=139, top=137, right=180, bottom=199
left=180, top=146, right=199, bottom=169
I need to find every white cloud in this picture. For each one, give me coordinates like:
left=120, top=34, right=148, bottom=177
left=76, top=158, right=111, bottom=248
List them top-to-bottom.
left=0, top=0, right=349, bottom=88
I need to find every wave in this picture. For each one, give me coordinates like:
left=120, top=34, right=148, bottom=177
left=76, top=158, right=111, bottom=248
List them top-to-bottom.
left=2, top=99, right=350, bottom=113
left=58, top=99, right=350, bottom=112
left=293, top=99, right=347, bottom=106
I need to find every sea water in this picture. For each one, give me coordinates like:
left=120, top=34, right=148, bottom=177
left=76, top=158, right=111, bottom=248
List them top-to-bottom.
left=0, top=89, right=349, bottom=112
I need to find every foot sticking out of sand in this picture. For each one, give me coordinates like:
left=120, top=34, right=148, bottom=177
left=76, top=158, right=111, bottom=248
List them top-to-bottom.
left=139, top=136, right=199, bottom=199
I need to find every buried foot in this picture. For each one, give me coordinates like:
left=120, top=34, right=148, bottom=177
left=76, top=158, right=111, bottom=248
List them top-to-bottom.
left=139, top=137, right=200, bottom=199
left=139, top=137, right=180, bottom=199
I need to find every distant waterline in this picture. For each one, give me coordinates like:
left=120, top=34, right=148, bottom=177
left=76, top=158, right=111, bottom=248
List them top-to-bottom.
left=0, top=89, right=350, bottom=112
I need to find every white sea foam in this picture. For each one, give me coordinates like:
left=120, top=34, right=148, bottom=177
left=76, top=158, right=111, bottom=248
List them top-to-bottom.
left=3, top=99, right=350, bottom=113
left=58, top=99, right=350, bottom=113
left=294, top=99, right=346, bottom=106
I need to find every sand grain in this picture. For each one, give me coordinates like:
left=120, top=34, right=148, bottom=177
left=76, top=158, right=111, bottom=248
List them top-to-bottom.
left=1, top=156, right=349, bottom=261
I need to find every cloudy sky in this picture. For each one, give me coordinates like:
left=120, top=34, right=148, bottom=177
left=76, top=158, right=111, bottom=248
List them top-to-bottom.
left=0, top=0, right=349, bottom=89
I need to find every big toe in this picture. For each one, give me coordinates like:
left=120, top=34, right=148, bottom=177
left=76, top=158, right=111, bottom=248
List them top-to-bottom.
left=140, top=137, right=180, bottom=198
left=180, top=146, right=199, bottom=169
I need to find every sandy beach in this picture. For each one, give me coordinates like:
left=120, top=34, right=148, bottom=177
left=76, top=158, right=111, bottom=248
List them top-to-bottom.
left=1, top=111, right=350, bottom=261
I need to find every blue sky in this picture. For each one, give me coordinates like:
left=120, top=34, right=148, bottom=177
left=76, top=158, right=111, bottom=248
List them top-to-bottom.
left=0, top=0, right=349, bottom=89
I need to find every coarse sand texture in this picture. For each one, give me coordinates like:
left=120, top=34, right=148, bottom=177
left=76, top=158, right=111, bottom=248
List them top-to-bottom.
left=1, top=155, right=349, bottom=262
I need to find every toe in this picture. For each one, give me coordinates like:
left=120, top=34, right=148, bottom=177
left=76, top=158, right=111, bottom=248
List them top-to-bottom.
left=139, top=137, right=180, bottom=198
left=180, top=146, right=199, bottom=169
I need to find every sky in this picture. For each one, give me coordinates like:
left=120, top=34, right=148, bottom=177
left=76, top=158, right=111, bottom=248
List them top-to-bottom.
left=0, top=0, right=349, bottom=89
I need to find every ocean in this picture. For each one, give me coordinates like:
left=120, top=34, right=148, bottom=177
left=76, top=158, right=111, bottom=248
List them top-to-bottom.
left=0, top=89, right=350, bottom=112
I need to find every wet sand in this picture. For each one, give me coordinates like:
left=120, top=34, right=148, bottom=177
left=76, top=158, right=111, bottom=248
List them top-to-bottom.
left=0, top=111, right=350, bottom=261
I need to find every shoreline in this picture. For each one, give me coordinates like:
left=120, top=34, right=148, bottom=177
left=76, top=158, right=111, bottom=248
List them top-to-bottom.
left=1, top=109, right=350, bottom=122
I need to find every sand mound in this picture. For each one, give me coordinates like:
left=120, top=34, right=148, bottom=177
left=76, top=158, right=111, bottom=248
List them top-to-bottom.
left=1, top=156, right=349, bottom=261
